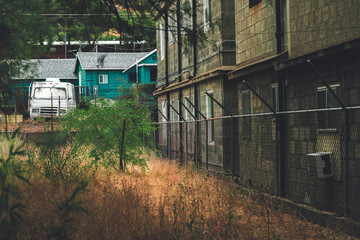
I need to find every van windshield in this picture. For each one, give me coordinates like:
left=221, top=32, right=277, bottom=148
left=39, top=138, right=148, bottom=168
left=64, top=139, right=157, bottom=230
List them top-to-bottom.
left=33, top=87, right=67, bottom=100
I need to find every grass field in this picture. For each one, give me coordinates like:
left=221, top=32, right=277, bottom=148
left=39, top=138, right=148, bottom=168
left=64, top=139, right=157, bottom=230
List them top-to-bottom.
left=0, top=135, right=356, bottom=239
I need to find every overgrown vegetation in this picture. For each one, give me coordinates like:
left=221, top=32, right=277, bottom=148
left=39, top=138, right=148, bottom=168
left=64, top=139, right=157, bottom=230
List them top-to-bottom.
left=59, top=98, right=155, bottom=171
left=0, top=103, right=355, bottom=239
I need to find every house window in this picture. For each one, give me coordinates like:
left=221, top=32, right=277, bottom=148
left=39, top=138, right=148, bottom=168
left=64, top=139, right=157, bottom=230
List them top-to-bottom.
left=189, top=0, right=193, bottom=29
left=203, top=0, right=211, bottom=32
left=249, top=0, right=262, bottom=8
left=181, top=7, right=188, bottom=35
left=168, top=15, right=174, bottom=43
left=159, top=23, right=165, bottom=60
left=150, top=68, right=157, bottom=82
left=129, top=72, right=137, bottom=83
left=99, top=74, right=108, bottom=84
left=272, top=84, right=279, bottom=112
left=317, top=85, right=339, bottom=130
left=242, top=90, right=252, bottom=140
left=206, top=91, right=214, bottom=143
left=183, top=95, right=194, bottom=121
left=184, top=96, right=190, bottom=120
left=170, top=99, right=179, bottom=121
left=161, top=101, right=167, bottom=139
left=161, top=101, right=167, bottom=122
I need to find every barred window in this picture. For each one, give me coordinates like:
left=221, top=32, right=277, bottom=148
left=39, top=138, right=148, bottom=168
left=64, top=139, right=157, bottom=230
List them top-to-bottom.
left=203, top=0, right=211, bottom=32
left=317, top=85, right=339, bottom=130
left=242, top=90, right=252, bottom=140
left=206, top=91, right=214, bottom=143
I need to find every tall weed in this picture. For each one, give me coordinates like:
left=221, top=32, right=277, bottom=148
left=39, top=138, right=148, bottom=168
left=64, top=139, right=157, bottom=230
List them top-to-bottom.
left=0, top=130, right=29, bottom=240
left=27, top=134, right=89, bottom=187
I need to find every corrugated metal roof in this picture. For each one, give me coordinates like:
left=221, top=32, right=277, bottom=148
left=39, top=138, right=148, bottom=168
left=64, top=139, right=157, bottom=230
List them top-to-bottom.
left=76, top=52, right=149, bottom=70
left=15, top=59, right=77, bottom=80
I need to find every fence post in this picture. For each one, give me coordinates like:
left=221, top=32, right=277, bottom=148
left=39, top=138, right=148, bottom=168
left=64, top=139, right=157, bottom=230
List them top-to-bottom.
left=51, top=93, right=53, bottom=133
left=58, top=96, right=60, bottom=117
left=344, top=109, right=349, bottom=216
left=5, top=113, right=8, bottom=133
left=231, top=116, right=235, bottom=178
left=119, top=119, right=126, bottom=171
left=206, top=120, right=209, bottom=172
left=185, top=121, right=188, bottom=163
left=153, top=123, right=157, bottom=149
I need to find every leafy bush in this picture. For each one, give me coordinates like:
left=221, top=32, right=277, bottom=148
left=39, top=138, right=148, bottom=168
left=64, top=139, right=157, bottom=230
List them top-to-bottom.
left=60, top=98, right=155, bottom=171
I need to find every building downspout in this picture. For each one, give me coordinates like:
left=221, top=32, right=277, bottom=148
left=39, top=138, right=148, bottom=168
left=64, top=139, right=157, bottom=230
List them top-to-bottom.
left=177, top=0, right=184, bottom=163
left=191, top=0, right=200, bottom=166
left=192, top=0, right=197, bottom=77
left=164, top=12, right=171, bottom=157
left=165, top=12, right=170, bottom=86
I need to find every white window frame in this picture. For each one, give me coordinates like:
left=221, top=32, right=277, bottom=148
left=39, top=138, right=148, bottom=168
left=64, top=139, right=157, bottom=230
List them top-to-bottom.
left=189, top=0, right=193, bottom=28
left=203, top=0, right=211, bottom=32
left=181, top=7, right=188, bottom=35
left=168, top=15, right=174, bottom=43
left=159, top=23, right=165, bottom=60
left=99, top=74, right=108, bottom=84
left=271, top=83, right=279, bottom=112
left=317, top=84, right=340, bottom=130
left=206, top=90, right=214, bottom=143
left=242, top=90, right=252, bottom=140
left=184, top=95, right=190, bottom=120
left=170, top=99, right=179, bottom=121
left=161, top=101, right=167, bottom=122
left=161, top=101, right=167, bottom=139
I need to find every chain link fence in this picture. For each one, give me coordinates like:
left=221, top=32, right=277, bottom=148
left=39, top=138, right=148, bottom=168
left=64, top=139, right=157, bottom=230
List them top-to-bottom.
left=152, top=107, right=360, bottom=220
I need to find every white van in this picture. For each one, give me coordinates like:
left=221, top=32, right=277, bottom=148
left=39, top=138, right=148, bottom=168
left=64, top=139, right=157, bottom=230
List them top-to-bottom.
left=29, top=78, right=76, bottom=118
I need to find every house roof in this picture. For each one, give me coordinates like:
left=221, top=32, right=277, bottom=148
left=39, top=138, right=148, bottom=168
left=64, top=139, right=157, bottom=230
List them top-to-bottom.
left=123, top=49, right=157, bottom=73
left=76, top=52, right=149, bottom=71
left=14, top=59, right=77, bottom=80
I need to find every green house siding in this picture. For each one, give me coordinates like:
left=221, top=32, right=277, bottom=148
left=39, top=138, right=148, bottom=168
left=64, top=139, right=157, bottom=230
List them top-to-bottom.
left=84, top=70, right=133, bottom=99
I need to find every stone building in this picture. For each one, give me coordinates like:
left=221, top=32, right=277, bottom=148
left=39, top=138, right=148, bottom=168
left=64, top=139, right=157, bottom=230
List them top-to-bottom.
left=154, top=0, right=237, bottom=173
left=155, top=0, right=360, bottom=219
left=228, top=0, right=360, bottom=217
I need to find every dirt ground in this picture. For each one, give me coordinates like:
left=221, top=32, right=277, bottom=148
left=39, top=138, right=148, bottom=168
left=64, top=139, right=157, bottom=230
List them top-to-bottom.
left=0, top=116, right=59, bottom=133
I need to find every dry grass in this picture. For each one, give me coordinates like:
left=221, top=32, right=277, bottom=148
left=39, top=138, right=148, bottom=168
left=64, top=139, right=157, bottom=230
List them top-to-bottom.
left=0, top=137, right=355, bottom=239
left=13, top=152, right=353, bottom=240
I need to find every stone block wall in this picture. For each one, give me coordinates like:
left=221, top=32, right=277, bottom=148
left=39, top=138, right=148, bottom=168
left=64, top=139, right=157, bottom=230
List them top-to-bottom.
left=156, top=0, right=236, bottom=86
left=235, top=0, right=277, bottom=65
left=289, top=0, right=360, bottom=58
left=285, top=54, right=360, bottom=216
left=236, top=70, right=277, bottom=193
left=198, top=77, right=226, bottom=172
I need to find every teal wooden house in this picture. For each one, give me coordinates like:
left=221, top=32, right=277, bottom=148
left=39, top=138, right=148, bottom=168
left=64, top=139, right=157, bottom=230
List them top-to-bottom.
left=74, top=49, right=157, bottom=99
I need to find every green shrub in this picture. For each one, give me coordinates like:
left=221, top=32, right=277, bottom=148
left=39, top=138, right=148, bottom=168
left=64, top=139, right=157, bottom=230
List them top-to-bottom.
left=59, top=98, right=155, bottom=172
